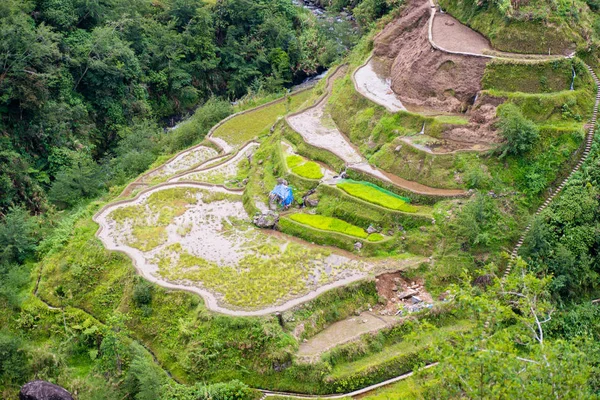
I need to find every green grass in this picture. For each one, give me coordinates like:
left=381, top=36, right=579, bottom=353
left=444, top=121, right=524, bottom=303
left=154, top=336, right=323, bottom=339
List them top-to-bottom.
left=438, top=0, right=588, bottom=54
left=482, top=59, right=578, bottom=93
left=212, top=89, right=315, bottom=146
left=434, top=115, right=469, bottom=125
left=286, top=154, right=325, bottom=179
left=286, top=155, right=304, bottom=168
left=292, top=161, right=324, bottom=180
left=337, top=182, right=418, bottom=213
left=288, top=213, right=369, bottom=239
left=366, top=233, right=384, bottom=242
left=153, top=239, right=346, bottom=309
left=328, top=320, right=473, bottom=380
left=359, top=374, right=429, bottom=400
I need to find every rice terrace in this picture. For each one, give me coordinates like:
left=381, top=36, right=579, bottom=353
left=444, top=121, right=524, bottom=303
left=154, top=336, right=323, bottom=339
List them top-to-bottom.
left=4, top=0, right=600, bottom=398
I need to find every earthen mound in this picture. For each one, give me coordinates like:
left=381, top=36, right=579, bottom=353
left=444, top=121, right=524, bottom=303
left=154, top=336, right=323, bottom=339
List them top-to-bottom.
left=372, top=0, right=501, bottom=144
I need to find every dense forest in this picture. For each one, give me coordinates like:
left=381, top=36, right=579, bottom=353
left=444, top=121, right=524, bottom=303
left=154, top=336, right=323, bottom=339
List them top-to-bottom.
left=0, top=0, right=387, bottom=216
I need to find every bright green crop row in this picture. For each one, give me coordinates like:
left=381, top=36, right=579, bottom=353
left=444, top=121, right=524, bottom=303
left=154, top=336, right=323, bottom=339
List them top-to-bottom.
left=286, top=155, right=324, bottom=179
left=337, top=182, right=418, bottom=213
left=288, top=213, right=368, bottom=239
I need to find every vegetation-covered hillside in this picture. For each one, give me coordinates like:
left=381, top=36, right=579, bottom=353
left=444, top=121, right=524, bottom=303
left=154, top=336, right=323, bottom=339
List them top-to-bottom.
left=3, top=0, right=600, bottom=399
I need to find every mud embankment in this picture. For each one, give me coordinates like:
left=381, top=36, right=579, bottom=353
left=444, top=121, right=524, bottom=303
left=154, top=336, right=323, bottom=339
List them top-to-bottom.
left=372, top=0, right=500, bottom=145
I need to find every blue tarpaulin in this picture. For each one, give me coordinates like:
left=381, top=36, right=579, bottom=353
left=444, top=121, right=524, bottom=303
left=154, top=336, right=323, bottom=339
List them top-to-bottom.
left=270, top=184, right=294, bottom=207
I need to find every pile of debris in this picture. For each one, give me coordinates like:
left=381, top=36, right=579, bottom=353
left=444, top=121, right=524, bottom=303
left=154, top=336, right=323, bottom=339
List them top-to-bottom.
left=375, top=272, right=434, bottom=316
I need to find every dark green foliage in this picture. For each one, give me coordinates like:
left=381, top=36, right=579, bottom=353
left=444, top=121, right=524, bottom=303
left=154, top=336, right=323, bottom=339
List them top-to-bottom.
left=0, top=0, right=342, bottom=213
left=354, top=0, right=392, bottom=27
left=496, top=103, right=540, bottom=157
left=49, top=153, right=105, bottom=208
left=522, top=183, right=600, bottom=300
left=454, top=193, right=507, bottom=249
left=0, top=207, right=39, bottom=264
left=132, top=279, right=153, bottom=317
left=0, top=332, right=29, bottom=386
left=123, top=344, right=166, bottom=400
left=161, top=380, right=256, bottom=400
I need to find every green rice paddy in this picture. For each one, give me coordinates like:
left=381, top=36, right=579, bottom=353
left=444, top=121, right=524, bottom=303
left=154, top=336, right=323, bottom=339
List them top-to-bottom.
left=337, top=182, right=418, bottom=213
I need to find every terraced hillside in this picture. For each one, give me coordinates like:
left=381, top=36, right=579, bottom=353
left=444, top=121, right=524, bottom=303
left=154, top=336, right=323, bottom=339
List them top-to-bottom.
left=16, top=0, right=600, bottom=398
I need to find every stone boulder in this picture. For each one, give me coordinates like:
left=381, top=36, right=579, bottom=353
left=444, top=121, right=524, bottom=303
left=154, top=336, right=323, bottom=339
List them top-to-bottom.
left=304, top=194, right=319, bottom=207
left=253, top=211, right=279, bottom=229
left=20, top=381, right=73, bottom=400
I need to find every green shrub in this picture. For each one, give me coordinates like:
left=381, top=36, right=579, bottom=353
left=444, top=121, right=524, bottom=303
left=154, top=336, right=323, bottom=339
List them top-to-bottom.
left=496, top=103, right=540, bottom=157
left=337, top=182, right=418, bottom=212
left=288, top=213, right=368, bottom=238
left=133, top=280, right=153, bottom=307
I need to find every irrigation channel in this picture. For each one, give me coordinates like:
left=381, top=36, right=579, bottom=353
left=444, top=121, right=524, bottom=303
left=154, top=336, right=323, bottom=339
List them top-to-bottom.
left=33, top=0, right=600, bottom=396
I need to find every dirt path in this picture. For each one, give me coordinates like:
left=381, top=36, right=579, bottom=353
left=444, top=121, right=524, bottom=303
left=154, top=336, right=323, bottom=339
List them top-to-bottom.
left=432, top=13, right=491, bottom=55
left=297, top=311, right=399, bottom=362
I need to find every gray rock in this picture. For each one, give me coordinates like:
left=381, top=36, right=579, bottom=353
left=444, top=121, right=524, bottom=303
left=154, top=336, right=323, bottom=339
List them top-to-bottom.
left=277, top=178, right=288, bottom=185
left=304, top=195, right=319, bottom=207
left=253, top=211, right=279, bottom=229
left=366, top=225, right=378, bottom=234
left=354, top=242, right=363, bottom=251
left=397, top=289, right=418, bottom=300
left=411, top=296, right=423, bottom=304
left=20, top=381, right=73, bottom=400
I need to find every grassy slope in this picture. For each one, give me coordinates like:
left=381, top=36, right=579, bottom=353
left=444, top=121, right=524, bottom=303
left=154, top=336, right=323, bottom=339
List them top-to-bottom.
left=438, top=0, right=597, bottom=54
left=212, top=89, right=316, bottom=147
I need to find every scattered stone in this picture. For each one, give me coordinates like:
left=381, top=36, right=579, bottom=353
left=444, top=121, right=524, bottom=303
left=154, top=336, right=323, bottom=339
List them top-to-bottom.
left=395, top=145, right=403, bottom=152
left=258, top=159, right=263, bottom=165
left=242, top=178, right=249, bottom=185
left=277, top=178, right=288, bottom=185
left=305, top=195, right=319, bottom=207
left=253, top=211, right=279, bottom=228
left=366, top=225, right=378, bottom=234
left=419, top=226, right=427, bottom=232
left=354, top=242, right=363, bottom=251
left=391, top=285, right=398, bottom=291
left=397, top=289, right=417, bottom=299
left=411, top=296, right=423, bottom=304
left=362, top=319, right=368, bottom=324
left=273, top=360, right=292, bottom=372
left=19, top=381, right=74, bottom=400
